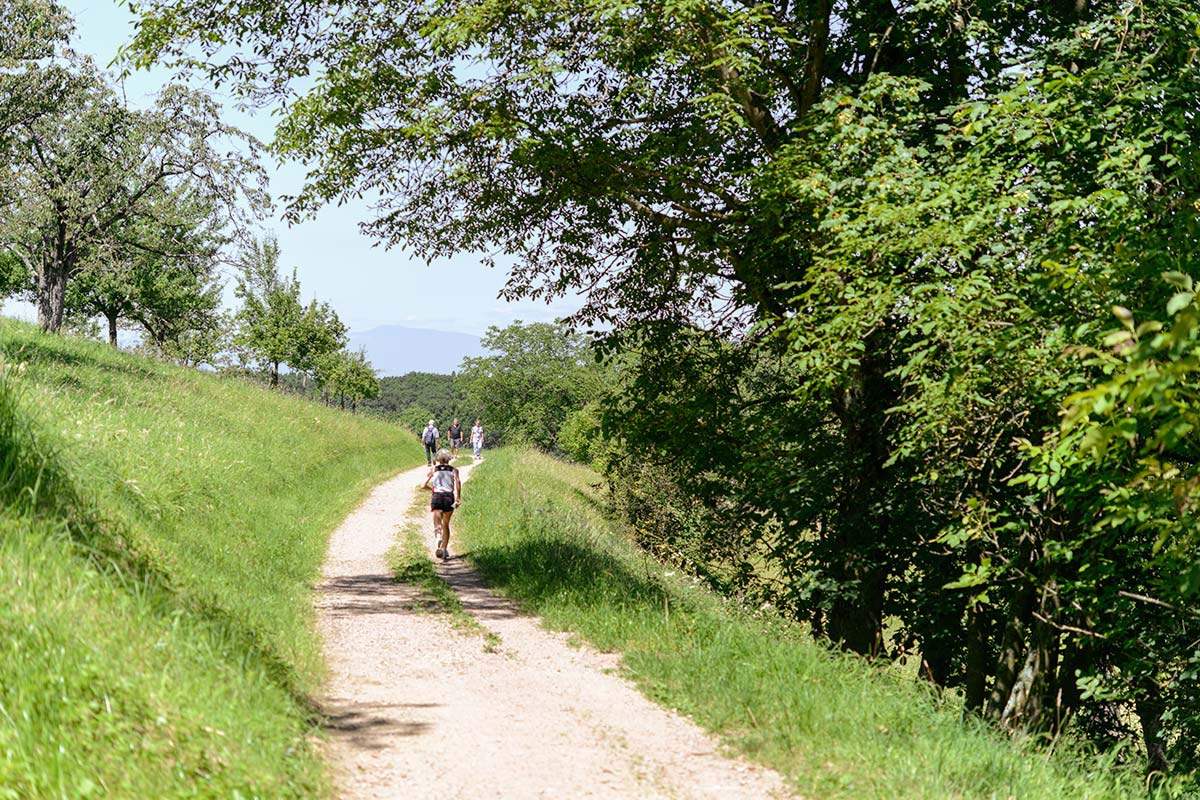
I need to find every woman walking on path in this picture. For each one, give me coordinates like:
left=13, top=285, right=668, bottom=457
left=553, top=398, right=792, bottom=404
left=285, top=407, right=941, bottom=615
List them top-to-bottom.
left=448, top=418, right=464, bottom=458
left=471, top=418, right=484, bottom=460
left=420, top=420, right=439, bottom=466
left=422, top=449, right=461, bottom=560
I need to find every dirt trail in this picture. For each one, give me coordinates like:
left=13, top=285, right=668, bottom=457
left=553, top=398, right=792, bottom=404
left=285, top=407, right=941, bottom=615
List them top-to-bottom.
left=316, top=461, right=796, bottom=800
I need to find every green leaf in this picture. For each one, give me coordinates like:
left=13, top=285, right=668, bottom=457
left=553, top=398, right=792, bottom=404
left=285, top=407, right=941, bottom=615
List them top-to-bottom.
left=1163, top=271, right=1194, bottom=292
left=1167, top=292, right=1194, bottom=316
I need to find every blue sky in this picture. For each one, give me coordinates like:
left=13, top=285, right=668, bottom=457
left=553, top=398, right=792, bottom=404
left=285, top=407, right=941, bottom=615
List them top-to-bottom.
left=4, top=0, right=577, bottom=336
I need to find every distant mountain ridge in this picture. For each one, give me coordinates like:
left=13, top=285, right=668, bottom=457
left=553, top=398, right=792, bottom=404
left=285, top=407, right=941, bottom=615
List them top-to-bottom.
left=347, top=325, right=486, bottom=377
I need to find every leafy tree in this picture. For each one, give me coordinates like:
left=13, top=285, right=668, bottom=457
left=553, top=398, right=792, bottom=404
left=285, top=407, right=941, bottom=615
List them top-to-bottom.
left=0, top=0, right=70, bottom=138
left=0, top=0, right=68, bottom=63
left=0, top=59, right=265, bottom=333
left=66, top=188, right=227, bottom=350
left=232, top=237, right=303, bottom=386
left=0, top=250, right=30, bottom=301
left=291, top=299, right=348, bottom=390
left=457, top=321, right=602, bottom=450
left=317, top=348, right=380, bottom=412
left=395, top=404, right=436, bottom=437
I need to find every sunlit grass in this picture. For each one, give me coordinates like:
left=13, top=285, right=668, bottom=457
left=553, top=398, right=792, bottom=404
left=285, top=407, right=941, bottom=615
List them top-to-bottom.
left=0, top=319, right=420, bottom=798
left=455, top=448, right=1158, bottom=800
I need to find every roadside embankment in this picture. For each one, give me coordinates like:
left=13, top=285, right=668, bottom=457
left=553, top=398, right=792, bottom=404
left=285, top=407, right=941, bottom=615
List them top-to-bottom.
left=0, top=320, right=419, bottom=798
left=454, top=448, right=1153, bottom=800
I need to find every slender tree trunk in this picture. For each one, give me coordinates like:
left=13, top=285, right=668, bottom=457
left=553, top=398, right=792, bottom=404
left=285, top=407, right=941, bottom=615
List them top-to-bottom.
left=800, top=0, right=831, bottom=115
left=107, top=312, right=119, bottom=348
left=825, top=333, right=893, bottom=656
left=270, top=361, right=280, bottom=387
left=987, top=580, right=1036, bottom=720
left=964, top=601, right=990, bottom=713
left=1053, top=639, right=1085, bottom=734
left=1136, top=677, right=1169, bottom=779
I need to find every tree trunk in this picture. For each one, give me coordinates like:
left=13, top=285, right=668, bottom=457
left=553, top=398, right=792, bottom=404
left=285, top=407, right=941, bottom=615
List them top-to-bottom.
left=800, top=0, right=831, bottom=115
left=37, top=262, right=69, bottom=333
left=107, top=312, right=118, bottom=348
left=825, top=332, right=893, bottom=656
left=270, top=361, right=280, bottom=387
left=991, top=579, right=1060, bottom=733
left=987, top=580, right=1036, bottom=720
left=964, top=601, right=990, bottom=714
left=1136, top=677, right=1169, bottom=780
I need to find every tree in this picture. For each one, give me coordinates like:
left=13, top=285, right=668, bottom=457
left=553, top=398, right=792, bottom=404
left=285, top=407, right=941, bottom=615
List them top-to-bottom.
left=0, top=0, right=71, bottom=136
left=0, top=0, right=68, bottom=63
left=0, top=59, right=265, bottom=333
left=66, top=187, right=227, bottom=350
left=232, top=237, right=303, bottom=386
left=0, top=250, right=30, bottom=301
left=291, top=299, right=348, bottom=389
left=457, top=321, right=602, bottom=450
left=317, top=348, right=380, bottom=412
left=360, top=372, right=467, bottom=429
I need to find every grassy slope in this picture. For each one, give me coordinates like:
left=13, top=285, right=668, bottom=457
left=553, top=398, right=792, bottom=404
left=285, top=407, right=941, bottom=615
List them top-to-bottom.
left=0, top=320, right=421, bottom=798
left=455, top=449, right=1150, bottom=800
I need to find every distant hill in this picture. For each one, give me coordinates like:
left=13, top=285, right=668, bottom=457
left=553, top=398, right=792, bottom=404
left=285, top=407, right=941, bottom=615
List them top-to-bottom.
left=347, top=325, right=487, bottom=377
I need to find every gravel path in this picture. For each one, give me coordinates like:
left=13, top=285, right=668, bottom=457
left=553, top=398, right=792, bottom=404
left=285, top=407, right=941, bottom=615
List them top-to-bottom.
left=316, top=462, right=797, bottom=800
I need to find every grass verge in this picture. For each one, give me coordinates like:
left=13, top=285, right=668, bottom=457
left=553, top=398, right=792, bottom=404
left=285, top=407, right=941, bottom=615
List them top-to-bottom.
left=0, top=319, right=420, bottom=798
left=454, top=448, right=1157, bottom=800
left=387, top=493, right=500, bottom=649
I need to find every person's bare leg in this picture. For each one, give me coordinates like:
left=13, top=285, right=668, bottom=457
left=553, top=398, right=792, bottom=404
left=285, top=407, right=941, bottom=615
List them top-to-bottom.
left=432, top=509, right=444, bottom=556
left=439, top=510, right=454, bottom=558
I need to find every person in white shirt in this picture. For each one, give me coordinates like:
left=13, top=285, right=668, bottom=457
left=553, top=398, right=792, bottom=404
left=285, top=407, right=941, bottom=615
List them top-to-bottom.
left=471, top=419, right=484, bottom=460
left=422, top=449, right=461, bottom=560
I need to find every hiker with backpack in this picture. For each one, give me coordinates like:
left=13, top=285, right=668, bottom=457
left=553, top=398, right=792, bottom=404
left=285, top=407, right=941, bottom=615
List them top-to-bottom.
left=420, top=420, right=439, bottom=465
left=422, top=449, right=462, bottom=560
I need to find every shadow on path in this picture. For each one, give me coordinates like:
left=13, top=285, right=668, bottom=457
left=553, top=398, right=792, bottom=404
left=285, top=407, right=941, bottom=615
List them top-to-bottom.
left=435, top=554, right=526, bottom=622
left=319, top=573, right=437, bottom=617
left=321, top=701, right=437, bottom=749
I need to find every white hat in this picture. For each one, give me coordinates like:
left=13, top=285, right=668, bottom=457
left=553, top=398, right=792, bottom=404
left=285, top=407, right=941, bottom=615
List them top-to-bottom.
left=428, top=419, right=435, bottom=426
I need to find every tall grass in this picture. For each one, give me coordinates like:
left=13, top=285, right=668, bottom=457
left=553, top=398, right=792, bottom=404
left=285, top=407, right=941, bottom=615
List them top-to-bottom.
left=0, top=319, right=420, bottom=798
left=455, top=448, right=1160, bottom=800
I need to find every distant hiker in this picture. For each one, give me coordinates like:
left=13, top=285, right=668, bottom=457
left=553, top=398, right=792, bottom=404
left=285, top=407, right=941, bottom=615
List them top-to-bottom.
left=448, top=418, right=464, bottom=458
left=471, top=418, right=484, bottom=459
left=421, top=420, right=439, bottom=465
left=422, top=449, right=461, bottom=560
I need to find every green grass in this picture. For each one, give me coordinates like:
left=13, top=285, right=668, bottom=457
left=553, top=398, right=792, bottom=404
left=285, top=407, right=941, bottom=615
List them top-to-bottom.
left=0, top=319, right=421, bottom=798
left=455, top=448, right=1158, bottom=800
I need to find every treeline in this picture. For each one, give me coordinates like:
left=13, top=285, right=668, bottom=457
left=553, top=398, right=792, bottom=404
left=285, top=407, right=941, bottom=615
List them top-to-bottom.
left=127, top=0, right=1200, bottom=786
left=0, top=2, right=378, bottom=410
left=356, top=322, right=599, bottom=440
left=359, top=372, right=467, bottom=433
